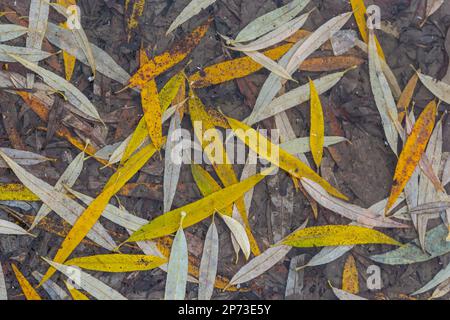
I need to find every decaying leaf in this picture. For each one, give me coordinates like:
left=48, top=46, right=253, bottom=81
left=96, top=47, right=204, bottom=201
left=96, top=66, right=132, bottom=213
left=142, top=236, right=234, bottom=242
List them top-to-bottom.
left=125, top=0, right=146, bottom=40
left=141, top=79, right=163, bottom=150
left=386, top=100, right=437, bottom=213
left=0, top=147, right=50, bottom=168
left=165, top=212, right=188, bottom=300
left=198, top=219, right=219, bottom=300
left=280, top=225, right=401, bottom=247
left=65, top=254, right=167, bottom=272
left=342, top=255, right=359, bottom=294
left=42, top=258, right=127, bottom=300
left=11, top=264, right=42, bottom=300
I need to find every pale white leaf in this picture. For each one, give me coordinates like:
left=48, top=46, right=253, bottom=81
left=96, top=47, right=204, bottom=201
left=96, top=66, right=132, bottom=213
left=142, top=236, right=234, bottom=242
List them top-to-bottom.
left=166, top=0, right=217, bottom=35
left=0, top=24, right=28, bottom=42
left=0, top=44, right=51, bottom=62
left=244, top=50, right=294, bottom=81
left=417, top=71, right=450, bottom=104
left=164, top=112, right=182, bottom=212
left=280, top=136, right=349, bottom=154
left=0, top=147, right=50, bottom=167
left=220, top=214, right=251, bottom=260
left=0, top=219, right=30, bottom=235
left=198, top=220, right=219, bottom=300
left=165, top=222, right=188, bottom=300
left=42, top=258, right=127, bottom=300
left=413, top=262, right=450, bottom=295
left=0, top=263, right=6, bottom=300
left=32, top=271, right=70, bottom=300
left=331, top=286, right=367, bottom=300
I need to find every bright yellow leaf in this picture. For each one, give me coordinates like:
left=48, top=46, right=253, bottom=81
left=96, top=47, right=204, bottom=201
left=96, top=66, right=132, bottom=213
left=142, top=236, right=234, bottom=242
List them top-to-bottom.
left=309, top=78, right=324, bottom=167
left=141, top=79, right=163, bottom=150
left=0, top=183, right=38, bottom=201
left=65, top=254, right=167, bottom=272
left=11, top=264, right=41, bottom=300
left=64, top=280, right=89, bottom=300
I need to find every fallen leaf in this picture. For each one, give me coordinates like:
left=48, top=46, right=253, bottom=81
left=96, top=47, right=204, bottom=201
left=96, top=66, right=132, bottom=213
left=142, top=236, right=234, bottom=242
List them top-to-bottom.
left=26, top=0, right=49, bottom=88
left=56, top=0, right=77, bottom=82
left=125, top=0, right=145, bottom=40
left=167, top=0, right=216, bottom=35
left=234, top=0, right=310, bottom=43
left=128, top=20, right=210, bottom=88
left=0, top=24, right=28, bottom=42
left=368, top=29, right=399, bottom=155
left=0, top=44, right=52, bottom=62
left=244, top=50, right=295, bottom=81
left=9, top=54, right=101, bottom=121
left=299, top=55, right=364, bottom=72
left=417, top=71, right=450, bottom=104
left=397, top=72, right=418, bottom=114
left=309, top=78, right=324, bottom=167
left=141, top=79, right=163, bottom=150
left=386, top=100, right=437, bottom=213
left=164, top=112, right=182, bottom=212
left=227, top=117, right=348, bottom=199
left=280, top=136, right=348, bottom=154
left=0, top=147, right=50, bottom=167
left=30, top=151, right=84, bottom=230
left=126, top=168, right=272, bottom=242
left=408, top=201, right=450, bottom=215
left=165, top=213, right=188, bottom=300
left=220, top=214, right=251, bottom=260
left=0, top=219, right=30, bottom=235
left=198, top=219, right=219, bottom=300
left=281, top=225, right=401, bottom=247
left=65, top=254, right=167, bottom=272
left=342, top=255, right=359, bottom=294
left=42, top=258, right=127, bottom=300
left=413, top=261, right=450, bottom=296
left=0, top=263, right=6, bottom=300
left=11, top=264, right=41, bottom=300
left=32, top=271, right=69, bottom=300
left=64, top=280, right=89, bottom=300
left=331, top=284, right=367, bottom=300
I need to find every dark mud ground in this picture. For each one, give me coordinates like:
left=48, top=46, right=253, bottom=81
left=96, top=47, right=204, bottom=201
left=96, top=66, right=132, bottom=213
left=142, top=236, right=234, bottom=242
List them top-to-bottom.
left=0, top=0, right=449, bottom=300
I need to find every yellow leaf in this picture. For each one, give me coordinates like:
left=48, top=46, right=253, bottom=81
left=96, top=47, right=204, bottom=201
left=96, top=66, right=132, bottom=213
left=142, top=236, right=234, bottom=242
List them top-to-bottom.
left=125, top=0, right=146, bottom=41
left=350, top=0, right=385, bottom=60
left=57, top=1, right=77, bottom=81
left=128, top=19, right=210, bottom=88
left=189, top=43, right=293, bottom=88
left=309, top=78, right=324, bottom=167
left=141, top=79, right=163, bottom=150
left=189, top=91, right=261, bottom=255
left=386, top=100, right=437, bottom=213
left=227, top=117, right=348, bottom=200
left=40, top=142, right=159, bottom=285
left=126, top=168, right=273, bottom=243
left=0, top=183, right=38, bottom=201
left=281, top=225, right=401, bottom=247
left=65, top=254, right=167, bottom=272
left=342, top=255, right=359, bottom=294
left=11, top=264, right=41, bottom=300
left=64, top=280, right=89, bottom=300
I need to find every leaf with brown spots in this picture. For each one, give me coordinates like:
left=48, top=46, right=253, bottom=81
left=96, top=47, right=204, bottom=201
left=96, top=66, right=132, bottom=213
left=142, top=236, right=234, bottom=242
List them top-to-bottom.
left=386, top=100, right=438, bottom=213
left=342, top=255, right=359, bottom=294
left=11, top=264, right=41, bottom=300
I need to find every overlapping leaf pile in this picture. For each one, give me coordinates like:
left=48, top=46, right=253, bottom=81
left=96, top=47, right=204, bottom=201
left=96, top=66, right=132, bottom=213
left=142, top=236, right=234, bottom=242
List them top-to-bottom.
left=0, top=0, right=449, bottom=301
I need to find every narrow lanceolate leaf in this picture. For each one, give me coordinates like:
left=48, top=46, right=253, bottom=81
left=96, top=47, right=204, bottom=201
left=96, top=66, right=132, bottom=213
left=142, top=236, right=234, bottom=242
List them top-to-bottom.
left=26, top=0, right=49, bottom=88
left=56, top=0, right=77, bottom=82
left=125, top=0, right=145, bottom=40
left=167, top=0, right=216, bottom=35
left=234, top=0, right=310, bottom=43
left=350, top=0, right=385, bottom=59
left=424, top=0, right=444, bottom=20
left=50, top=3, right=96, bottom=78
left=229, top=11, right=311, bottom=52
left=285, top=12, right=352, bottom=73
left=128, top=20, right=210, bottom=88
left=45, top=23, right=130, bottom=85
left=0, top=24, right=28, bottom=42
left=368, top=30, right=399, bottom=155
left=0, top=44, right=51, bottom=62
left=189, top=44, right=293, bottom=88
left=245, top=50, right=294, bottom=81
left=9, top=54, right=101, bottom=121
left=299, top=55, right=364, bottom=72
left=247, top=70, right=348, bottom=125
left=417, top=71, right=450, bottom=104
left=397, top=73, right=418, bottom=112
left=309, top=78, right=324, bottom=167
left=141, top=80, right=163, bottom=150
left=190, top=92, right=261, bottom=255
left=386, top=100, right=437, bottom=213
left=164, top=112, right=182, bottom=212
left=227, top=117, right=347, bottom=200
left=280, top=136, right=348, bottom=155
left=40, top=142, right=159, bottom=285
left=0, top=147, right=50, bottom=167
left=0, top=150, right=116, bottom=250
left=31, top=151, right=84, bottom=230
left=126, top=169, right=272, bottom=242
left=301, top=178, right=407, bottom=228
left=0, top=184, right=38, bottom=201
left=408, top=201, right=450, bottom=215
left=165, top=214, right=188, bottom=300
left=220, top=214, right=251, bottom=260
left=0, top=219, right=31, bottom=235
left=198, top=220, right=219, bottom=300
left=371, top=224, right=450, bottom=265
left=281, top=225, right=401, bottom=248
left=65, top=254, right=167, bottom=272
left=342, top=255, right=359, bottom=294
left=42, top=259, right=127, bottom=300
left=413, top=262, right=450, bottom=296
left=0, top=263, right=6, bottom=300
left=11, top=264, right=41, bottom=300
left=32, top=271, right=69, bottom=300
left=430, top=278, right=450, bottom=300
left=65, top=281, right=89, bottom=300
left=331, top=285, right=367, bottom=300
